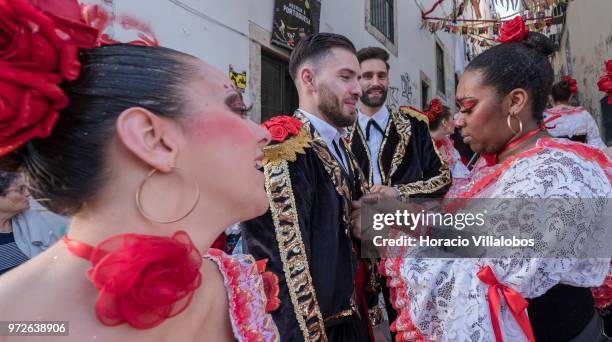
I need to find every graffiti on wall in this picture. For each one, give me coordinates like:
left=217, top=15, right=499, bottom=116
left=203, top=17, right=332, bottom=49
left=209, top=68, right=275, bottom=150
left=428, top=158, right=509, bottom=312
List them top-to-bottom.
left=229, top=65, right=247, bottom=92
left=400, top=72, right=413, bottom=104
left=386, top=86, right=401, bottom=111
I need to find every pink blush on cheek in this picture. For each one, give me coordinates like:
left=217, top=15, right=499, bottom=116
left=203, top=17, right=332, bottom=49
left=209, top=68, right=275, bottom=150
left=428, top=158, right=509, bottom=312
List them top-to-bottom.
left=188, top=111, right=255, bottom=145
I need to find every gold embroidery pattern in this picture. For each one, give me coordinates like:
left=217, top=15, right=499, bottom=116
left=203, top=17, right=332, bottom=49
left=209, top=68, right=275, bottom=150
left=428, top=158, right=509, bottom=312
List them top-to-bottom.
left=400, top=105, right=430, bottom=124
left=387, top=110, right=412, bottom=182
left=377, top=113, right=394, bottom=185
left=353, top=124, right=374, bottom=187
left=263, top=128, right=311, bottom=166
left=264, top=160, right=328, bottom=342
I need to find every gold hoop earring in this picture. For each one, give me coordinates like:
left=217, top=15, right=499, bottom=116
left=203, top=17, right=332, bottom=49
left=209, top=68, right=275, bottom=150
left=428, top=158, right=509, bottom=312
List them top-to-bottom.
left=506, top=114, right=523, bottom=136
left=135, top=167, right=200, bottom=224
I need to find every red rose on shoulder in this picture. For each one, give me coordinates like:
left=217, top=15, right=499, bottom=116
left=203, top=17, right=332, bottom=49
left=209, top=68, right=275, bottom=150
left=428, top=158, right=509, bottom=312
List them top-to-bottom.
left=497, top=16, right=529, bottom=43
left=261, top=115, right=303, bottom=142
left=256, top=258, right=281, bottom=312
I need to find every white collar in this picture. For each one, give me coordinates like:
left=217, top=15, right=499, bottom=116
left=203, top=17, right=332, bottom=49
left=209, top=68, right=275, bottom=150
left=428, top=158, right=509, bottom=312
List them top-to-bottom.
left=358, top=106, right=390, bottom=131
left=298, top=109, right=347, bottom=143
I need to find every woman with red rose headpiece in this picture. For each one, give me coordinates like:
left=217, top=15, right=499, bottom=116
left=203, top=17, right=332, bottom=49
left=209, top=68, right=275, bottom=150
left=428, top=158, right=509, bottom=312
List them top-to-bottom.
left=0, top=1, right=280, bottom=341
left=383, top=16, right=611, bottom=341
left=542, top=76, right=607, bottom=149
left=425, top=99, right=469, bottom=180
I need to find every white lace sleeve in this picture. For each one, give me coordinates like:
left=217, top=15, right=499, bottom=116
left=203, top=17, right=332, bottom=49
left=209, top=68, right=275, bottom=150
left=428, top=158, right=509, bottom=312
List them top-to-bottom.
left=385, top=148, right=611, bottom=342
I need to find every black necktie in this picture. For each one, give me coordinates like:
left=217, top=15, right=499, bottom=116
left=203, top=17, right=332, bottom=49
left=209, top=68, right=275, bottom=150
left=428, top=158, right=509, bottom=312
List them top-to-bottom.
left=365, top=119, right=384, bottom=141
left=332, top=139, right=346, bottom=169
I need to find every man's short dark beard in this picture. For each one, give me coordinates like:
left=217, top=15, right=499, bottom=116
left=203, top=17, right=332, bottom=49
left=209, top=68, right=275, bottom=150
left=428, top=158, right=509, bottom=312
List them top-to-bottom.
left=317, top=83, right=356, bottom=127
left=360, top=87, right=388, bottom=107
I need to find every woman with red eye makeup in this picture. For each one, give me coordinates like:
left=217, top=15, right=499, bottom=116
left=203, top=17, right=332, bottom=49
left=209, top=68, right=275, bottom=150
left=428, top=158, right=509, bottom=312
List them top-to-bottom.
left=0, top=1, right=279, bottom=341
left=383, top=17, right=611, bottom=342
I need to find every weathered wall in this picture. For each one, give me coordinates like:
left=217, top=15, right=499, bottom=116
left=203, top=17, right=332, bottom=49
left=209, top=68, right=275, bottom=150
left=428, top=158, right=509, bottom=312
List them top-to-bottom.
left=551, top=0, right=612, bottom=133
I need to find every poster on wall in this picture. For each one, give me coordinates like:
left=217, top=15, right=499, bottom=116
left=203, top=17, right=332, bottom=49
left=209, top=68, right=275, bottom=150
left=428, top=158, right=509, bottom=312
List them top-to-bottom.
left=271, top=0, right=321, bottom=50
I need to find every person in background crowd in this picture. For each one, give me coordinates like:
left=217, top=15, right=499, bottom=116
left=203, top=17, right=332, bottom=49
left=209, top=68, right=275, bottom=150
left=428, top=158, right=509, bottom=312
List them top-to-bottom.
left=543, top=76, right=607, bottom=149
left=424, top=99, right=470, bottom=180
left=0, top=171, right=67, bottom=276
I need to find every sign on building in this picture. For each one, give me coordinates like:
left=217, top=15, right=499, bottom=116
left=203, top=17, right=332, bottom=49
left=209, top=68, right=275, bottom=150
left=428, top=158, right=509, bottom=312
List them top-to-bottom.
left=271, top=0, right=321, bottom=50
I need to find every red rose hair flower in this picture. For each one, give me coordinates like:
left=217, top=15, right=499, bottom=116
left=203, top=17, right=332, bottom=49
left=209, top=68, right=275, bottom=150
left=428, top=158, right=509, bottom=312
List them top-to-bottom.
left=497, top=16, right=529, bottom=43
left=597, top=60, right=612, bottom=104
left=561, top=75, right=578, bottom=94
left=425, top=98, right=443, bottom=124
left=261, top=115, right=303, bottom=142
left=63, top=231, right=203, bottom=329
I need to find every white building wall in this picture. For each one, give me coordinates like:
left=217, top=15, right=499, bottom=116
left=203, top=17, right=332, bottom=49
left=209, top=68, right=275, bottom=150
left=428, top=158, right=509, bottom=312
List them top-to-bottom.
left=87, top=0, right=463, bottom=118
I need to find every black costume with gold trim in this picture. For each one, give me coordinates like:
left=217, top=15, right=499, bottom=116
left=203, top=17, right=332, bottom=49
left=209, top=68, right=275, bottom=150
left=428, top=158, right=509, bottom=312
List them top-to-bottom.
left=349, top=106, right=451, bottom=199
left=242, top=111, right=369, bottom=342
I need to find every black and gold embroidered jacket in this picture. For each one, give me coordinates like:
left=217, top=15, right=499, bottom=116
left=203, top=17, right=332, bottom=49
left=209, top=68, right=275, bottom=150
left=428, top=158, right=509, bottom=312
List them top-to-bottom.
left=349, top=106, right=451, bottom=199
left=241, top=111, right=368, bottom=342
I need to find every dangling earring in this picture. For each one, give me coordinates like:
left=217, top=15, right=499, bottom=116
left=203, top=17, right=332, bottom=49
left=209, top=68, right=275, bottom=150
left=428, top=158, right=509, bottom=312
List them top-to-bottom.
left=506, top=113, right=523, bottom=136
left=135, top=167, right=200, bottom=224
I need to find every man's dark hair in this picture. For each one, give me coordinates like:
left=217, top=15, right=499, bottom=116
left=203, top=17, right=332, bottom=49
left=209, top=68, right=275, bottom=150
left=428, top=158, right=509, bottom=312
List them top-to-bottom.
left=465, top=32, right=555, bottom=121
left=288, top=33, right=357, bottom=81
left=357, top=47, right=390, bottom=71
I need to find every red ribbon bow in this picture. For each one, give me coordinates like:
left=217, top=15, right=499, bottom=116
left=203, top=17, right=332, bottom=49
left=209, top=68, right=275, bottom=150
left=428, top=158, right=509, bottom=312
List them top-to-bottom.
left=477, top=266, right=535, bottom=342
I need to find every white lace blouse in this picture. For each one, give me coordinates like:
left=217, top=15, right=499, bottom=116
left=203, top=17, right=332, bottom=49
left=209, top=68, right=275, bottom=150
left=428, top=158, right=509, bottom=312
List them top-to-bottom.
left=383, top=139, right=611, bottom=342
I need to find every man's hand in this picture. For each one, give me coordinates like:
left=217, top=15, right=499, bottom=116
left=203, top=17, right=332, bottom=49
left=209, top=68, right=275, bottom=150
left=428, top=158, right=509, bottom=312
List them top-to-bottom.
left=370, top=185, right=400, bottom=199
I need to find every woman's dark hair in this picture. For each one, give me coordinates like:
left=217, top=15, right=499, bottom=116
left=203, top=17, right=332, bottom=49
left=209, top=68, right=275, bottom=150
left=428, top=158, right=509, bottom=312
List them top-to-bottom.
left=465, top=32, right=555, bottom=121
left=0, top=44, right=198, bottom=215
left=551, top=79, right=572, bottom=102
left=429, top=105, right=452, bottom=131
left=0, top=171, right=19, bottom=197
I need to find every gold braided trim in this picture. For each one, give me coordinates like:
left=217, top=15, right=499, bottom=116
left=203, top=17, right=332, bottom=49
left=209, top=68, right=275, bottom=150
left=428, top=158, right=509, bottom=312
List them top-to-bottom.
left=399, top=105, right=430, bottom=124
left=387, top=110, right=412, bottom=182
left=378, top=114, right=393, bottom=185
left=263, top=128, right=311, bottom=166
left=264, top=160, right=328, bottom=341
left=395, top=167, right=451, bottom=199
left=324, top=309, right=354, bottom=322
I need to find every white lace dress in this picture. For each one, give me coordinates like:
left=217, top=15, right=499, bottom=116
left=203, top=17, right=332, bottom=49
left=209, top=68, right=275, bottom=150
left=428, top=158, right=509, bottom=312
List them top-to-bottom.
left=543, top=105, right=607, bottom=149
left=382, top=138, right=612, bottom=341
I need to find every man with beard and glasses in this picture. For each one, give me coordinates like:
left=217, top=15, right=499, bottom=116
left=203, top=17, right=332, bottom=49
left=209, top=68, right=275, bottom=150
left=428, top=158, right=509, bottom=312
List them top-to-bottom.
left=241, top=33, right=370, bottom=341
left=348, top=47, right=452, bottom=335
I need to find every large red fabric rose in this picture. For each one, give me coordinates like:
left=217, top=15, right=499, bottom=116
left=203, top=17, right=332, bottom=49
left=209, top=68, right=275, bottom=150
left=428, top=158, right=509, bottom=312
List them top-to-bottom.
left=0, top=0, right=97, bottom=80
left=497, top=16, right=529, bottom=43
left=598, top=60, right=612, bottom=104
left=0, top=67, right=67, bottom=156
left=561, top=75, right=577, bottom=94
left=261, top=115, right=303, bottom=142
left=63, top=231, right=203, bottom=329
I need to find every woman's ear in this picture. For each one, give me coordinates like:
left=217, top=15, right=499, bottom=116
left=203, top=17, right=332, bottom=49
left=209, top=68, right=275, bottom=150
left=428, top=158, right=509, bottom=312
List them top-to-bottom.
left=507, top=88, right=529, bottom=116
left=115, top=107, right=180, bottom=172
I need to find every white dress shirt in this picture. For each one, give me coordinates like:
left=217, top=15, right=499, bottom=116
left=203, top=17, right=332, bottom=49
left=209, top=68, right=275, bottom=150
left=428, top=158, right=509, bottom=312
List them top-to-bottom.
left=357, top=106, right=390, bottom=185
left=298, top=109, right=349, bottom=172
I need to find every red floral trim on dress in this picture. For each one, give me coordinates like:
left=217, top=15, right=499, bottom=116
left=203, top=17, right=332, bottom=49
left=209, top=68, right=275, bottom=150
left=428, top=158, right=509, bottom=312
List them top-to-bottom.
left=544, top=106, right=585, bottom=116
left=434, top=137, right=456, bottom=170
left=451, top=138, right=612, bottom=199
left=206, top=249, right=280, bottom=342
left=380, top=258, right=431, bottom=342
left=592, top=262, right=612, bottom=309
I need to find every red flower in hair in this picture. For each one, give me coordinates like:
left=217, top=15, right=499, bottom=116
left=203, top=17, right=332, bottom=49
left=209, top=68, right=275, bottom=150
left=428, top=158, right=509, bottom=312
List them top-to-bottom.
left=0, top=0, right=98, bottom=156
left=497, top=16, right=529, bottom=43
left=598, top=60, right=612, bottom=104
left=561, top=75, right=578, bottom=94
left=425, top=99, right=443, bottom=124
left=261, top=115, right=303, bottom=142
left=63, top=231, right=203, bottom=329
left=255, top=259, right=281, bottom=312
